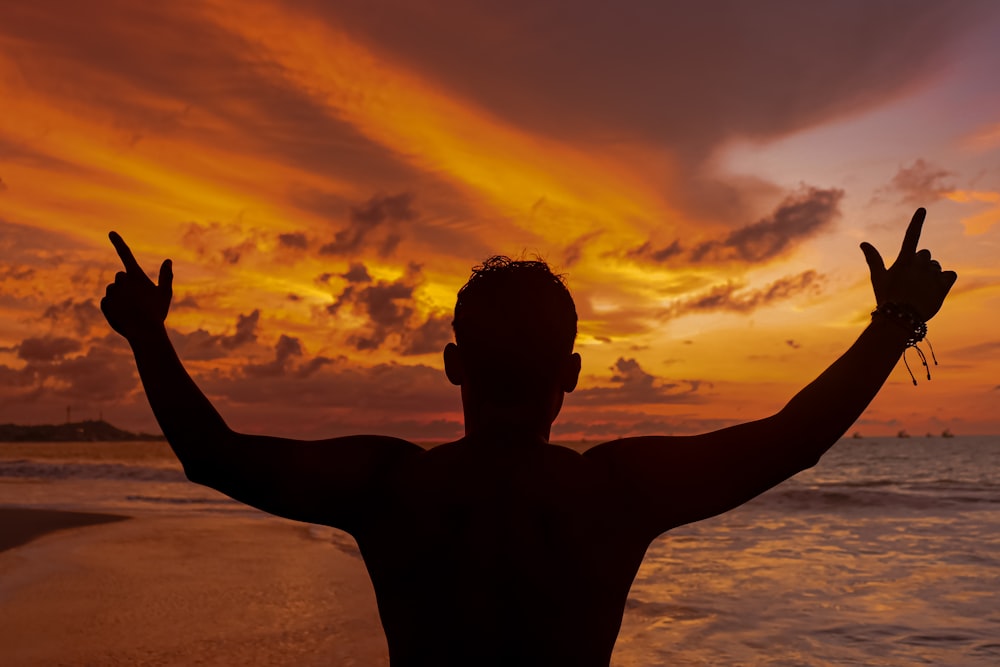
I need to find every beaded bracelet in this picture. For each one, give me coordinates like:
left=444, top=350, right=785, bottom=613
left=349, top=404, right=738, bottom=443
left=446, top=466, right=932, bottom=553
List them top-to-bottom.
left=871, top=302, right=937, bottom=385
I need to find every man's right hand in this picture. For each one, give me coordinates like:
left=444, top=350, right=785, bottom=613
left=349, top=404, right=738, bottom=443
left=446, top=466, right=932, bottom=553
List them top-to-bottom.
left=859, top=208, right=957, bottom=322
left=101, top=232, right=173, bottom=340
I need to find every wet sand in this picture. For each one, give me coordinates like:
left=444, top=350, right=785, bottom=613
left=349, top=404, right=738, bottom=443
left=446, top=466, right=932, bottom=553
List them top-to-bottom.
left=0, top=506, right=129, bottom=552
left=0, top=511, right=388, bottom=666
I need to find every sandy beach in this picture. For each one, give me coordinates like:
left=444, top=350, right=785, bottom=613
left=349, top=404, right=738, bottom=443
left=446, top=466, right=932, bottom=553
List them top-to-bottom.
left=2, top=437, right=998, bottom=665
left=0, top=508, right=389, bottom=666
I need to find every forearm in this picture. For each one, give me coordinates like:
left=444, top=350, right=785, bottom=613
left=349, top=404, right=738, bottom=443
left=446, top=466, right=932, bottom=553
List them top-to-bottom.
left=775, top=316, right=910, bottom=453
left=127, top=325, right=233, bottom=472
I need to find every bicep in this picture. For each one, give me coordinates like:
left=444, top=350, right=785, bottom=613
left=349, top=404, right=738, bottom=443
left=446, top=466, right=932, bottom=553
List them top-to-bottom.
left=586, top=415, right=817, bottom=536
left=184, top=432, right=422, bottom=530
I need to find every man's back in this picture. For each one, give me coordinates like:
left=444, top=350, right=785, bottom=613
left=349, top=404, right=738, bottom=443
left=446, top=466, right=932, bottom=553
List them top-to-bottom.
left=100, top=212, right=956, bottom=665
left=355, top=436, right=650, bottom=666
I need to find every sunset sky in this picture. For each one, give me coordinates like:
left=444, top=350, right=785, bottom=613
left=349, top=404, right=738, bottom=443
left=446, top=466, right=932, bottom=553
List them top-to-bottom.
left=2, top=0, right=999, bottom=440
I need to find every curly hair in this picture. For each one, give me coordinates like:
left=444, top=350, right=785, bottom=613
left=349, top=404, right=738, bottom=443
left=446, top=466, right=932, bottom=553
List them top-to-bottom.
left=452, top=256, right=577, bottom=403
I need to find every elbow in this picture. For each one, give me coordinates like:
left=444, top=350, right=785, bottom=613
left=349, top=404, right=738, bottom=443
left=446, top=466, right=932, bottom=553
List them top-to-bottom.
left=169, top=429, right=238, bottom=488
left=798, top=449, right=823, bottom=472
left=181, top=461, right=211, bottom=486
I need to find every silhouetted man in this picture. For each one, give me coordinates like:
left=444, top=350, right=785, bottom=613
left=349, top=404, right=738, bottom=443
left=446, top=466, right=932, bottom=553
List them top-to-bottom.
left=102, top=209, right=955, bottom=665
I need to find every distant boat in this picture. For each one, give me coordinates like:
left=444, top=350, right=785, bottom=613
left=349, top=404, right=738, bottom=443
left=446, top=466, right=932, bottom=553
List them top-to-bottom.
left=942, top=428, right=954, bottom=438
left=897, top=430, right=910, bottom=438
left=851, top=431, right=863, bottom=439
left=926, top=432, right=934, bottom=438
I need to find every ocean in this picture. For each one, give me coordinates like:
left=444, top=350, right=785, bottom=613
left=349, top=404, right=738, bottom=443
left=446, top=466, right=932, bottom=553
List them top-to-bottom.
left=1, top=436, right=998, bottom=665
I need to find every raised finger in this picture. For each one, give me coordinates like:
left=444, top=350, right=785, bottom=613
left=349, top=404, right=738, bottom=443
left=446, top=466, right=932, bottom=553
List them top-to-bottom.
left=896, top=208, right=925, bottom=264
left=109, top=231, right=142, bottom=274
left=158, top=259, right=173, bottom=293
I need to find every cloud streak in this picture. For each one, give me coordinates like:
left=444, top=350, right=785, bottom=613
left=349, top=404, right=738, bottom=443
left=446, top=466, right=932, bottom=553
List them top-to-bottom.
left=627, top=187, right=843, bottom=266
left=663, top=271, right=825, bottom=320
left=572, top=357, right=705, bottom=406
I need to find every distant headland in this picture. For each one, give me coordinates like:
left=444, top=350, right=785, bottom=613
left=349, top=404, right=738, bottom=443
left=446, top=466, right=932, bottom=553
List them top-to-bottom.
left=0, top=420, right=164, bottom=442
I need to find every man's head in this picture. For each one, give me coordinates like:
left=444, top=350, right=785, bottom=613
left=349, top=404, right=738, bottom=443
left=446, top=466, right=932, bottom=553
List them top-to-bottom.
left=445, top=257, right=581, bottom=429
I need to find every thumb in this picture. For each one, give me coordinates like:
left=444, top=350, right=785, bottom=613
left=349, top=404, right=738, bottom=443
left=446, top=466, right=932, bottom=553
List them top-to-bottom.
left=860, top=242, right=886, bottom=281
left=158, top=259, right=173, bottom=294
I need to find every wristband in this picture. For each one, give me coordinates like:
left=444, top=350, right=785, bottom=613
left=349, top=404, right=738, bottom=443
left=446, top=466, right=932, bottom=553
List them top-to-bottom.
left=871, top=302, right=937, bottom=386
left=871, top=302, right=926, bottom=346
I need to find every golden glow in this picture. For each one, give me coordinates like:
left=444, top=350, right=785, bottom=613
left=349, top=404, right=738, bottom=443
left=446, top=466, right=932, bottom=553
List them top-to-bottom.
left=202, top=1, right=677, bottom=244
left=2, top=2, right=999, bottom=436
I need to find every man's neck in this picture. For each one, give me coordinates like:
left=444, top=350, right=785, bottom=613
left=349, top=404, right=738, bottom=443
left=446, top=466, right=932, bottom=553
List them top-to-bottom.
left=462, top=407, right=553, bottom=444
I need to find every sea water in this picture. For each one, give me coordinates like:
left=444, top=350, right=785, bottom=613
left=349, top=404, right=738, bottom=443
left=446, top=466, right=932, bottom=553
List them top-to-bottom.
left=2, top=436, right=998, bottom=665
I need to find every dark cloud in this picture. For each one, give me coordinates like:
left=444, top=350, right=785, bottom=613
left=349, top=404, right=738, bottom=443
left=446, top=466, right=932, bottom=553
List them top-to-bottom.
left=299, top=1, right=988, bottom=161
left=884, top=159, right=956, bottom=204
left=0, top=176, right=7, bottom=192
left=624, top=187, right=842, bottom=266
left=690, top=187, right=843, bottom=264
left=318, top=192, right=415, bottom=257
left=352, top=192, right=416, bottom=225
left=562, top=231, right=602, bottom=267
left=277, top=232, right=309, bottom=249
left=626, top=239, right=684, bottom=263
left=342, top=262, right=372, bottom=283
left=327, top=263, right=452, bottom=355
left=0, top=265, right=36, bottom=282
left=664, top=270, right=824, bottom=319
left=171, top=295, right=200, bottom=310
left=41, top=298, right=104, bottom=337
left=169, top=310, right=260, bottom=361
left=223, top=310, right=259, bottom=349
left=399, top=315, right=453, bottom=356
left=243, top=334, right=304, bottom=378
left=16, top=336, right=82, bottom=362
left=1, top=338, right=139, bottom=404
left=785, top=339, right=801, bottom=349
left=34, top=343, right=138, bottom=402
left=200, top=355, right=459, bottom=417
left=571, top=357, right=705, bottom=406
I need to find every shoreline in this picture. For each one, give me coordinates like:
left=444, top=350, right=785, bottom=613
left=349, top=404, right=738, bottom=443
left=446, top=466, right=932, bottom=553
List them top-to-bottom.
left=0, top=506, right=130, bottom=553
left=0, top=510, right=388, bottom=666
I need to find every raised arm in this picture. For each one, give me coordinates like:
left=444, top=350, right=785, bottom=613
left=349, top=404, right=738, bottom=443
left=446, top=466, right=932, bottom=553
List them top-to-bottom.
left=586, top=209, right=957, bottom=538
left=100, top=232, right=421, bottom=531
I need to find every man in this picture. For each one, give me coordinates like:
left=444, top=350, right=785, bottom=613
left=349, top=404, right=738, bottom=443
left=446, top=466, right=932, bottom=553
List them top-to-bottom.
left=102, top=209, right=955, bottom=666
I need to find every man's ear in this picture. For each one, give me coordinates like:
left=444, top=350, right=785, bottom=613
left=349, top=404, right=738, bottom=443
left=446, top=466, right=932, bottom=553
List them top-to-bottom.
left=444, top=343, right=463, bottom=386
left=561, top=352, right=582, bottom=393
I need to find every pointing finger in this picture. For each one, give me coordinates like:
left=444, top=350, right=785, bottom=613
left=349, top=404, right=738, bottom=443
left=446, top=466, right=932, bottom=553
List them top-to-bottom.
left=896, top=208, right=925, bottom=264
left=109, top=231, right=142, bottom=274
left=158, top=259, right=173, bottom=293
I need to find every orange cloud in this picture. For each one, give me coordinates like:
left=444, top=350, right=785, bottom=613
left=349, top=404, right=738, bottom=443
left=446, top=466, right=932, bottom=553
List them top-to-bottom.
left=200, top=0, right=676, bottom=246
left=944, top=190, right=1000, bottom=235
